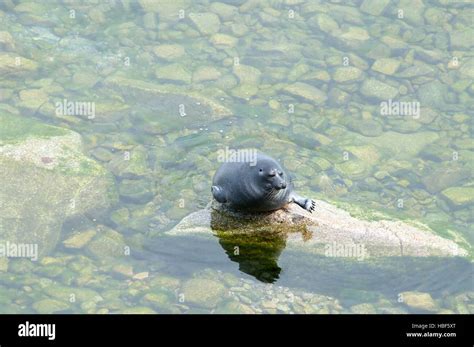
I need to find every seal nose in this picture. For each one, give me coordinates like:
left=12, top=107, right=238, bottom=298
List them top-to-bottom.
left=280, top=182, right=287, bottom=189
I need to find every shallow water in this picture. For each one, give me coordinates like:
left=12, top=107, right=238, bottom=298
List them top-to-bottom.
left=0, top=0, right=473, bottom=314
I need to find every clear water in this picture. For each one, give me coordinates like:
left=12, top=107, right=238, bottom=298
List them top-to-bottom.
left=0, top=0, right=472, bottom=314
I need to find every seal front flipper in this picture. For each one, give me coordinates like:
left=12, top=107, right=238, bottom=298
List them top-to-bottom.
left=211, top=185, right=227, bottom=203
left=290, top=193, right=316, bottom=213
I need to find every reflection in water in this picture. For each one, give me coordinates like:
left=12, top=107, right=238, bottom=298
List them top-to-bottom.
left=215, top=231, right=286, bottom=283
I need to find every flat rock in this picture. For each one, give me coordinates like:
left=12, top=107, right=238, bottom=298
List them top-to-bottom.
left=166, top=200, right=467, bottom=258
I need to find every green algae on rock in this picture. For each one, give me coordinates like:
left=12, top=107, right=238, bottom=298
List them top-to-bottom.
left=0, top=114, right=117, bottom=257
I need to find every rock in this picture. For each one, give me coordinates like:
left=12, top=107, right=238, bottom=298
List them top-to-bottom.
left=138, top=0, right=190, bottom=18
left=360, top=0, right=390, bottom=16
left=397, top=0, right=425, bottom=26
left=210, top=2, right=238, bottom=20
left=88, top=7, right=105, bottom=24
left=142, top=12, right=157, bottom=29
left=189, top=12, right=221, bottom=35
left=310, top=13, right=339, bottom=34
left=231, top=23, right=249, bottom=37
left=340, top=26, right=370, bottom=42
left=450, top=27, right=474, bottom=50
left=0, top=31, right=15, bottom=50
left=211, top=33, right=238, bottom=47
left=153, top=44, right=185, bottom=60
left=0, top=53, right=38, bottom=74
left=371, top=58, right=401, bottom=75
left=459, top=58, right=474, bottom=79
left=397, top=62, right=435, bottom=78
left=155, top=63, right=192, bottom=84
left=233, top=64, right=262, bottom=85
left=333, top=66, right=363, bottom=82
left=303, top=69, right=331, bottom=83
left=72, top=71, right=99, bottom=88
left=104, top=74, right=232, bottom=118
left=361, top=79, right=399, bottom=100
left=417, top=81, right=447, bottom=109
left=283, top=82, right=327, bottom=105
left=231, top=84, right=259, bottom=99
left=18, top=89, right=49, bottom=112
left=0, top=114, right=117, bottom=257
left=346, top=119, right=383, bottom=137
left=361, top=131, right=439, bottom=158
left=107, top=145, right=149, bottom=178
left=335, top=160, right=369, bottom=180
left=421, top=167, right=471, bottom=193
left=119, top=179, right=154, bottom=204
left=441, top=187, right=474, bottom=208
left=165, top=200, right=467, bottom=257
left=110, top=208, right=130, bottom=226
left=86, top=227, right=127, bottom=259
left=63, top=229, right=97, bottom=249
left=0, top=257, right=8, bottom=272
left=112, top=264, right=134, bottom=278
left=133, top=272, right=149, bottom=280
left=150, top=275, right=181, bottom=291
left=181, top=278, right=226, bottom=308
left=142, top=291, right=173, bottom=308
left=400, top=291, right=437, bottom=312
left=33, top=299, right=69, bottom=314
left=215, top=301, right=255, bottom=314
left=350, top=303, right=377, bottom=314
left=118, top=307, right=157, bottom=314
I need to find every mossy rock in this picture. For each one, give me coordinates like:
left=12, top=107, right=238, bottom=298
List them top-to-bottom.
left=0, top=114, right=117, bottom=258
left=181, top=278, right=226, bottom=309
left=32, top=299, right=70, bottom=314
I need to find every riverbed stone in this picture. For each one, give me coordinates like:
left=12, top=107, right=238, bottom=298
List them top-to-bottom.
left=360, top=0, right=390, bottom=16
left=189, top=12, right=221, bottom=35
left=153, top=44, right=185, bottom=60
left=0, top=53, right=38, bottom=74
left=371, top=58, right=401, bottom=75
left=155, top=63, right=192, bottom=84
left=233, top=64, right=262, bottom=85
left=333, top=66, right=362, bottom=82
left=361, top=79, right=399, bottom=100
left=283, top=82, right=327, bottom=105
left=0, top=114, right=117, bottom=257
left=440, top=187, right=474, bottom=207
left=63, top=229, right=97, bottom=249
left=181, top=278, right=226, bottom=308
left=400, top=291, right=437, bottom=312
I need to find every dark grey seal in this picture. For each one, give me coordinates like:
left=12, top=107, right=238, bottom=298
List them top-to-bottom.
left=211, top=152, right=315, bottom=213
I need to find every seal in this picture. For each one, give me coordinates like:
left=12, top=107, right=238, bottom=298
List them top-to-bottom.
left=211, top=152, right=316, bottom=213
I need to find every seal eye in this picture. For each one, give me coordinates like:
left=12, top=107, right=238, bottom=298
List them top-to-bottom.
left=259, top=168, right=263, bottom=172
left=279, top=171, right=283, bottom=176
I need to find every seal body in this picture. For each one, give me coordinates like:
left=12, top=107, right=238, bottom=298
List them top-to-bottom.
left=212, top=152, right=315, bottom=213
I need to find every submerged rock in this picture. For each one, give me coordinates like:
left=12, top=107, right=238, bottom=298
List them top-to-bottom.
left=360, top=0, right=390, bottom=16
left=189, top=12, right=221, bottom=35
left=0, top=53, right=38, bottom=75
left=361, top=79, right=399, bottom=100
left=283, top=82, right=327, bottom=105
left=0, top=114, right=117, bottom=257
left=441, top=187, right=474, bottom=208
left=166, top=200, right=467, bottom=258
left=181, top=278, right=226, bottom=308
left=400, top=291, right=437, bottom=312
